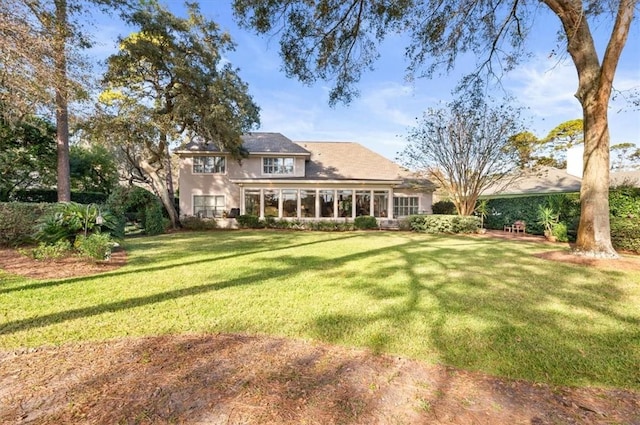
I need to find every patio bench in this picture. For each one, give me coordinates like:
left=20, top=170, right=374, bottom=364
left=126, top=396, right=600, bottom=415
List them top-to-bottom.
left=504, top=220, right=526, bottom=234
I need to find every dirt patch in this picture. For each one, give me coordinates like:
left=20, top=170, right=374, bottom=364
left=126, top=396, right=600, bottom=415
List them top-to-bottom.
left=1, top=240, right=639, bottom=424
left=0, top=247, right=126, bottom=280
left=534, top=250, right=640, bottom=271
left=0, top=334, right=638, bottom=425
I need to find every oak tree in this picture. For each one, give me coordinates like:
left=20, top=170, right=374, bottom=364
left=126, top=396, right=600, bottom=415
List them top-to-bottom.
left=88, top=2, right=260, bottom=227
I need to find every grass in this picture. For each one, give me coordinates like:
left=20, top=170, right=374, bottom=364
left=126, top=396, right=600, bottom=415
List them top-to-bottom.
left=0, top=230, right=639, bottom=389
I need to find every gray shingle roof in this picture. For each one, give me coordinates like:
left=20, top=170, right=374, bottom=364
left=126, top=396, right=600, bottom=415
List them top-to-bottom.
left=180, top=132, right=310, bottom=155
left=295, top=141, right=434, bottom=188
left=480, top=167, right=582, bottom=197
left=481, top=167, right=640, bottom=198
left=611, top=170, right=640, bottom=187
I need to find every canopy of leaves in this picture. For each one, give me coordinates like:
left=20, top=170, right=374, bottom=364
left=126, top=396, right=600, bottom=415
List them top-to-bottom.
left=233, top=0, right=543, bottom=104
left=99, top=1, right=260, bottom=156
left=0, top=115, right=56, bottom=201
left=70, top=144, right=119, bottom=193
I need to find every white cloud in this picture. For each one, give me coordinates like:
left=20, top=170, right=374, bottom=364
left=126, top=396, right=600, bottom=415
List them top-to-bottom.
left=507, top=56, right=581, bottom=120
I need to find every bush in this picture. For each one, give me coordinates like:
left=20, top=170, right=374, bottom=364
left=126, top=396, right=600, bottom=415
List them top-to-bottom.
left=609, top=185, right=640, bottom=218
left=104, top=186, right=166, bottom=235
left=10, top=189, right=108, bottom=204
left=484, top=194, right=581, bottom=236
left=432, top=200, right=457, bottom=215
left=0, top=202, right=56, bottom=246
left=34, top=202, right=121, bottom=245
left=144, top=202, right=165, bottom=235
left=236, top=214, right=262, bottom=228
left=408, top=214, right=480, bottom=234
left=354, top=215, right=378, bottom=230
left=180, top=216, right=218, bottom=230
left=398, top=217, right=411, bottom=231
left=611, top=217, right=640, bottom=254
left=552, top=222, right=569, bottom=242
left=74, top=233, right=115, bottom=261
left=26, top=240, right=72, bottom=261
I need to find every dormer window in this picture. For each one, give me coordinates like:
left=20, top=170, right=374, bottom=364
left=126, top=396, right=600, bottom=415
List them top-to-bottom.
left=193, top=156, right=225, bottom=174
left=263, top=157, right=294, bottom=175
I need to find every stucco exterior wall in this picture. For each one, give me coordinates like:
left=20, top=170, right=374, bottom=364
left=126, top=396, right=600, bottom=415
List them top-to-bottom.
left=179, top=154, right=434, bottom=220
left=179, top=155, right=307, bottom=217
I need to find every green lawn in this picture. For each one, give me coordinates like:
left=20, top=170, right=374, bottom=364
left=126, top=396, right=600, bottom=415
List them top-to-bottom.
left=1, top=230, right=638, bottom=389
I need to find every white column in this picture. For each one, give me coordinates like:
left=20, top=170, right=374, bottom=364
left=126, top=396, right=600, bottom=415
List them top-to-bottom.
left=259, top=189, right=264, bottom=219
left=388, top=189, right=394, bottom=219
left=369, top=190, right=374, bottom=217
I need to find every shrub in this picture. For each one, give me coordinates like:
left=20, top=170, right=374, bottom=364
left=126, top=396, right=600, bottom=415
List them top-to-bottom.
left=609, top=185, right=640, bottom=218
left=11, top=189, right=108, bottom=204
left=484, top=194, right=581, bottom=235
left=432, top=200, right=457, bottom=215
left=0, top=202, right=56, bottom=247
left=34, top=202, right=120, bottom=245
left=144, top=202, right=165, bottom=235
left=236, top=214, right=262, bottom=228
left=408, top=214, right=480, bottom=234
left=354, top=215, right=378, bottom=230
left=180, top=216, right=218, bottom=231
left=398, top=217, right=412, bottom=231
left=611, top=217, right=640, bottom=254
left=552, top=222, right=569, bottom=242
left=74, top=233, right=115, bottom=261
left=27, top=240, right=72, bottom=261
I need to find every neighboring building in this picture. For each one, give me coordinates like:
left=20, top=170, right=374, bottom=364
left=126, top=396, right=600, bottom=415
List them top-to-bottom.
left=176, top=132, right=435, bottom=221
left=479, top=166, right=640, bottom=199
left=480, top=166, right=583, bottom=198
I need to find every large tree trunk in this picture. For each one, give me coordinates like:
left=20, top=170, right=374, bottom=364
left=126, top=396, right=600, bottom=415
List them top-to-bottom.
left=54, top=0, right=71, bottom=202
left=543, top=0, right=635, bottom=258
left=575, top=95, right=617, bottom=257
left=139, top=160, right=179, bottom=229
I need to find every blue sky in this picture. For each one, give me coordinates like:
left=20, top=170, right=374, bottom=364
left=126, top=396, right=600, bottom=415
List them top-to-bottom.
left=91, top=0, right=640, bottom=161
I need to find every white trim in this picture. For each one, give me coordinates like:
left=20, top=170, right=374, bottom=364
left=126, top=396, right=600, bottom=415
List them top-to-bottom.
left=192, top=155, right=227, bottom=175
left=261, top=156, right=296, bottom=176
left=230, top=179, right=403, bottom=185
left=193, top=193, right=226, bottom=218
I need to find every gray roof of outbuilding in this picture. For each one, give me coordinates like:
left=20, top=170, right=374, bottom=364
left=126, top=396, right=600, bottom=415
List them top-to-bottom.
left=179, top=132, right=311, bottom=155
left=480, top=167, right=582, bottom=198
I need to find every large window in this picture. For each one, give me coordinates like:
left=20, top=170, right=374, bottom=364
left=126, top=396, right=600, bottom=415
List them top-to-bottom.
left=193, top=156, right=225, bottom=174
left=263, top=157, right=294, bottom=175
left=264, top=189, right=279, bottom=217
left=282, top=189, right=298, bottom=217
left=244, top=190, right=260, bottom=216
left=300, top=190, right=316, bottom=218
left=319, top=190, right=334, bottom=218
left=337, top=190, right=353, bottom=217
left=355, top=191, right=371, bottom=216
left=373, top=191, right=389, bottom=217
left=194, top=195, right=225, bottom=218
left=393, top=196, right=419, bottom=217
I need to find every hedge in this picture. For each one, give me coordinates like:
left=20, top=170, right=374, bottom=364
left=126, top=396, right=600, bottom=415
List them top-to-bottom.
left=483, top=186, right=639, bottom=249
left=11, top=189, right=108, bottom=204
left=0, top=202, right=57, bottom=246
left=408, top=214, right=480, bottom=234
left=611, top=217, right=640, bottom=254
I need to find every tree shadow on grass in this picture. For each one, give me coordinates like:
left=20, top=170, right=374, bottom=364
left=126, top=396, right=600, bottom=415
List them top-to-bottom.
left=0, top=231, right=361, bottom=295
left=306, top=237, right=640, bottom=388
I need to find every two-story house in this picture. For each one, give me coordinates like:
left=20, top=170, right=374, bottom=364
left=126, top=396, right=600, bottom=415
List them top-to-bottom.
left=176, top=132, right=434, bottom=222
